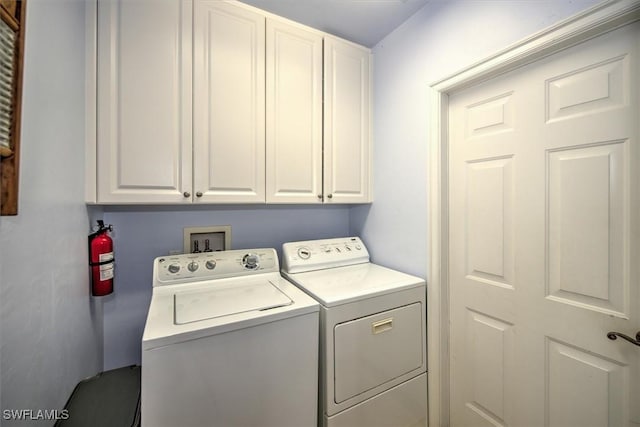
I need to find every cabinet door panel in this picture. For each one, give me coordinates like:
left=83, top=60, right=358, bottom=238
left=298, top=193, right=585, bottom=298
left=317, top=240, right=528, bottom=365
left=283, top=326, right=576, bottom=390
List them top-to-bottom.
left=97, top=0, right=192, bottom=203
left=193, top=1, right=265, bottom=203
left=266, top=20, right=323, bottom=203
left=324, top=37, right=371, bottom=203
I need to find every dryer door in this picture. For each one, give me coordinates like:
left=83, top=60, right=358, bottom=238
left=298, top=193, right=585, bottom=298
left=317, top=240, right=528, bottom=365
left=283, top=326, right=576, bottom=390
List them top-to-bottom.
left=333, top=302, right=423, bottom=403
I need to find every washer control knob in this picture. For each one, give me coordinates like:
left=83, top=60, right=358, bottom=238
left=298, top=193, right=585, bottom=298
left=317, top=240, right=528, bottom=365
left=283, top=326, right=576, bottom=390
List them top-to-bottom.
left=297, top=247, right=311, bottom=260
left=242, top=253, right=259, bottom=270
left=205, top=260, right=217, bottom=270
left=187, top=261, right=199, bottom=272
left=168, top=264, right=181, bottom=274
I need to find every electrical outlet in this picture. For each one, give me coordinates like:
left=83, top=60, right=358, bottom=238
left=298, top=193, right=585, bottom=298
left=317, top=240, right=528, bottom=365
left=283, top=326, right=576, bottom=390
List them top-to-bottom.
left=183, top=226, right=231, bottom=254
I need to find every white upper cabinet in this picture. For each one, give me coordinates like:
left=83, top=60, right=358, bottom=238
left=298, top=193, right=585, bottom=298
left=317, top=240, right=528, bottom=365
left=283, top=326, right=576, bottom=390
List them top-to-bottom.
left=91, top=0, right=371, bottom=205
left=96, top=0, right=192, bottom=203
left=193, top=1, right=266, bottom=203
left=266, top=19, right=323, bottom=203
left=324, top=37, right=371, bottom=204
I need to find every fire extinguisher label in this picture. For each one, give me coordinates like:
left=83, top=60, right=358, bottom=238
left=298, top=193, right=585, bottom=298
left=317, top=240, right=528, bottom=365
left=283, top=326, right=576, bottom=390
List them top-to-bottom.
left=99, top=252, right=114, bottom=262
left=99, top=252, right=114, bottom=280
left=100, top=264, right=114, bottom=281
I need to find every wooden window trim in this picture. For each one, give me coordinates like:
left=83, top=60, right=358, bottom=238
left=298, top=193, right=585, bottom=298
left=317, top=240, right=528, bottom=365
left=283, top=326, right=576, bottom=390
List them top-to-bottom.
left=0, top=0, right=25, bottom=216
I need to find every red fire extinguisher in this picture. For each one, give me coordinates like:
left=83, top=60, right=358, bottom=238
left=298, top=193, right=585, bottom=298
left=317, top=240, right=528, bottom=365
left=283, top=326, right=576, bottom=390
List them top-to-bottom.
left=88, top=220, right=115, bottom=296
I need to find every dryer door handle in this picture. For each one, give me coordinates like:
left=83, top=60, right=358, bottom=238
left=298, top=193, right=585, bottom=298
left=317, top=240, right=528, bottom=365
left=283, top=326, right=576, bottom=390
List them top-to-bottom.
left=372, top=318, right=394, bottom=335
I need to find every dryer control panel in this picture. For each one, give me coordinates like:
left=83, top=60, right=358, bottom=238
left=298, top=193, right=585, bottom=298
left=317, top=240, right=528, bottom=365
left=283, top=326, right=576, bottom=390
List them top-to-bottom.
left=282, top=237, right=370, bottom=274
left=154, top=248, right=278, bottom=286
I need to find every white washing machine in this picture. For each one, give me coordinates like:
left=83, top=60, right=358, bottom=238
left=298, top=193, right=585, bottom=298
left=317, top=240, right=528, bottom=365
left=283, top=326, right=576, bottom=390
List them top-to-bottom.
left=282, top=237, right=427, bottom=427
left=142, top=248, right=320, bottom=427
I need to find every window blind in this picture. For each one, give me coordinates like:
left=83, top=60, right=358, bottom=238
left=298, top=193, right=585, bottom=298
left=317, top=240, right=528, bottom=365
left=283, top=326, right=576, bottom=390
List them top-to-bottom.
left=0, top=17, right=15, bottom=152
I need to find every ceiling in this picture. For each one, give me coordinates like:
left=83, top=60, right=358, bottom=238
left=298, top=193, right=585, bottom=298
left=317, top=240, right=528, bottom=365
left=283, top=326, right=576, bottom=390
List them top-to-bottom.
left=239, top=0, right=431, bottom=48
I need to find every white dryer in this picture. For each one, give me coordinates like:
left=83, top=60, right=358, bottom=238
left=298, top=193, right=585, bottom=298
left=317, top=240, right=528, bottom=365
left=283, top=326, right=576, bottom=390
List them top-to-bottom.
left=282, top=237, right=427, bottom=427
left=142, top=248, right=319, bottom=427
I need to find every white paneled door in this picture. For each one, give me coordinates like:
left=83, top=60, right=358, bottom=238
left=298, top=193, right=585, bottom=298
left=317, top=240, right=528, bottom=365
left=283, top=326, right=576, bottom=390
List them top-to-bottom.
left=97, top=0, right=192, bottom=203
left=193, top=1, right=266, bottom=203
left=265, top=19, right=323, bottom=203
left=449, top=22, right=639, bottom=427
left=323, top=37, right=371, bottom=203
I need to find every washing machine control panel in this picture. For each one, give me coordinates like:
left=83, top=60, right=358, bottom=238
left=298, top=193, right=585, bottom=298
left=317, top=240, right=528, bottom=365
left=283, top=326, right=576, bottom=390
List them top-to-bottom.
left=282, top=237, right=370, bottom=274
left=154, top=248, right=278, bottom=285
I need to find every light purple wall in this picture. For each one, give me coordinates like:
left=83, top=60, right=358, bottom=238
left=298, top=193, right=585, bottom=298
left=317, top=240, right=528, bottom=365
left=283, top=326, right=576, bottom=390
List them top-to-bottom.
left=0, top=0, right=102, bottom=421
left=349, top=0, right=602, bottom=279
left=101, top=206, right=350, bottom=369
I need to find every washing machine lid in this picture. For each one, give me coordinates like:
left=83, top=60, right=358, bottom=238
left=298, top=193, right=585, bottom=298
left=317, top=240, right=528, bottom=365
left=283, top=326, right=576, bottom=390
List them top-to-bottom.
left=284, top=263, right=424, bottom=307
left=143, top=273, right=319, bottom=350
left=174, top=279, right=293, bottom=324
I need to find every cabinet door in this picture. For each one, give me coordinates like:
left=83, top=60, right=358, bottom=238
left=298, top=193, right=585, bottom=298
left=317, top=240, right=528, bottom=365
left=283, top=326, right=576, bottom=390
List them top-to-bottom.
left=97, top=0, right=192, bottom=203
left=193, top=1, right=265, bottom=203
left=266, top=19, right=323, bottom=203
left=324, top=37, right=371, bottom=203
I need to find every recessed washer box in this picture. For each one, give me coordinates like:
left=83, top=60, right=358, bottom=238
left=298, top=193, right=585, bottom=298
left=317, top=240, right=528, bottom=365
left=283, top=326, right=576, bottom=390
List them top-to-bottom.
left=183, top=225, right=231, bottom=254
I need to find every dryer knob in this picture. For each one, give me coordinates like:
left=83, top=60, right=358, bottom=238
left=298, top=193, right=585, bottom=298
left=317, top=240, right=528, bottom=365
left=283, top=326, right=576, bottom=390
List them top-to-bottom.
left=242, top=253, right=259, bottom=270
left=205, top=260, right=217, bottom=270
left=187, top=261, right=199, bottom=272
left=168, top=264, right=181, bottom=274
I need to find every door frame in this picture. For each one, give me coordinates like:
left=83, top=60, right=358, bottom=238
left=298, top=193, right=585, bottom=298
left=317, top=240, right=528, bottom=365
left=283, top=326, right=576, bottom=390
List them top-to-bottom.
left=426, top=1, right=640, bottom=426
